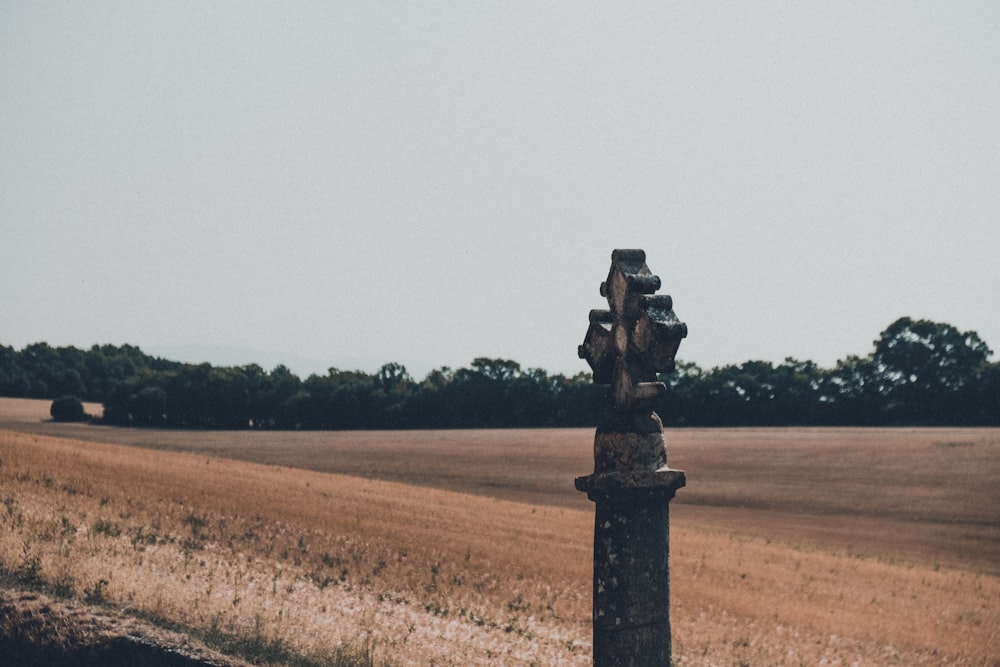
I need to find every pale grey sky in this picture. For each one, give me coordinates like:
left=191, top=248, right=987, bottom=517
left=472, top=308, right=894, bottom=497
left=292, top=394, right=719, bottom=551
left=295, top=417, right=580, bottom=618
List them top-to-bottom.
left=2, top=2, right=998, bottom=379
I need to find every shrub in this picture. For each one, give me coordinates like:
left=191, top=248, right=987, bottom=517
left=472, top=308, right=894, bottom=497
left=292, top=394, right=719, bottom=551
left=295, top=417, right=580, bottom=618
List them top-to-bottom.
left=50, top=395, right=85, bottom=422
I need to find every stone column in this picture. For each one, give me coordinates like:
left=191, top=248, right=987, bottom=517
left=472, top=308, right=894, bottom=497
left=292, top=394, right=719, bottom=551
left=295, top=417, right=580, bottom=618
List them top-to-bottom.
left=576, top=250, right=687, bottom=667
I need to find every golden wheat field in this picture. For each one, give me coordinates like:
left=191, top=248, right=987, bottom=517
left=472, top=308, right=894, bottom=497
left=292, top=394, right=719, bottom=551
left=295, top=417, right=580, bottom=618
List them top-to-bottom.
left=1, top=397, right=998, bottom=666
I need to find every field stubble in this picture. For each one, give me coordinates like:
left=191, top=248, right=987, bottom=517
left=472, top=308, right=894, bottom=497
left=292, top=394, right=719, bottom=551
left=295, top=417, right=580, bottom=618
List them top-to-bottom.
left=1, top=398, right=998, bottom=665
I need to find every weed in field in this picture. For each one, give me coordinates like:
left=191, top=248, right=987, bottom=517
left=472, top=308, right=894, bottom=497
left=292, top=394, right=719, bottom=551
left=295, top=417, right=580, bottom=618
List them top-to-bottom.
left=92, top=518, right=122, bottom=538
left=15, top=547, right=42, bottom=588
left=51, top=568, right=76, bottom=599
left=84, top=578, right=109, bottom=604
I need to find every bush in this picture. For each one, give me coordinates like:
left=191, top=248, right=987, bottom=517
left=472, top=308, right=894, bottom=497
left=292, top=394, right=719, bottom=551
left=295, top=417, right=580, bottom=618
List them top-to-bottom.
left=50, top=395, right=85, bottom=422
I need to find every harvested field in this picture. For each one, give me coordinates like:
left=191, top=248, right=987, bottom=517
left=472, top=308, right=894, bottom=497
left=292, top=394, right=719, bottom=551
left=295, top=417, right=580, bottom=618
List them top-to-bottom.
left=1, top=398, right=998, bottom=665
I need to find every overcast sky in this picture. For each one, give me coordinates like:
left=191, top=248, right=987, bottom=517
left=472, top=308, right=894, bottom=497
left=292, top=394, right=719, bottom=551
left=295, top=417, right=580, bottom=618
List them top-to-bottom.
left=3, top=2, right=998, bottom=379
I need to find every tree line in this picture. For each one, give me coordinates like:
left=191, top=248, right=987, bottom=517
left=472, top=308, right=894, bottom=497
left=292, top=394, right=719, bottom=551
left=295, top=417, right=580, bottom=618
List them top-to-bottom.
left=1, top=317, right=996, bottom=428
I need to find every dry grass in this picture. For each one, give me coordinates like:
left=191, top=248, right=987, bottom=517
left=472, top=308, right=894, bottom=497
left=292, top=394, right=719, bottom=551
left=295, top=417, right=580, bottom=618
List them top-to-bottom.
left=1, top=398, right=998, bottom=665
left=0, top=429, right=592, bottom=665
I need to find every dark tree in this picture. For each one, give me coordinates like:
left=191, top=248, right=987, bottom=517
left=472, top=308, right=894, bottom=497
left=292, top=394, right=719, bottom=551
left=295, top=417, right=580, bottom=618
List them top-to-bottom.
left=871, top=317, right=992, bottom=423
left=4, top=319, right=997, bottom=429
left=0, top=345, right=29, bottom=396
left=820, top=355, right=881, bottom=424
left=972, top=362, right=1000, bottom=425
left=129, top=386, right=168, bottom=426
left=50, top=395, right=86, bottom=422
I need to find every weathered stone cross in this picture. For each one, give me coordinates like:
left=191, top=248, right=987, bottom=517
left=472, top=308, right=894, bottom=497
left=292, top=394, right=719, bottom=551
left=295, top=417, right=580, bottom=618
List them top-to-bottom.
left=578, top=248, right=687, bottom=411
left=576, top=249, right=687, bottom=667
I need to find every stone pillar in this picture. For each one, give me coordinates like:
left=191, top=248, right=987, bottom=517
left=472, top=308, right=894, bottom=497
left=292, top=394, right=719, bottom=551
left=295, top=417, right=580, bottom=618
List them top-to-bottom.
left=576, top=250, right=687, bottom=667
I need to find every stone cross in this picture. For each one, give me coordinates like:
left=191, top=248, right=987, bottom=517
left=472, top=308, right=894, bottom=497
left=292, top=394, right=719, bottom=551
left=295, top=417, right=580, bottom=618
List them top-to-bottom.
left=576, top=249, right=687, bottom=667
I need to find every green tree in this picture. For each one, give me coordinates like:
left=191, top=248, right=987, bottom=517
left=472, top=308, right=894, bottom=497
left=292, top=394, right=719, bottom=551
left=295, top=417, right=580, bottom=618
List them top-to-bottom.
left=871, top=317, right=992, bottom=423
left=19, top=342, right=85, bottom=397
left=0, top=345, right=29, bottom=396
left=820, top=355, right=880, bottom=424
left=449, top=358, right=523, bottom=427
left=972, top=362, right=1000, bottom=425
left=393, top=367, right=454, bottom=428
left=301, top=368, right=372, bottom=429
left=552, top=371, right=604, bottom=427
left=129, top=385, right=168, bottom=426
left=50, top=395, right=86, bottom=422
